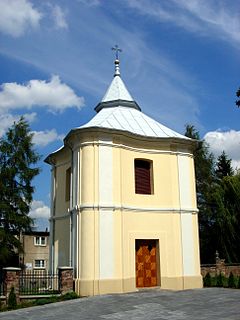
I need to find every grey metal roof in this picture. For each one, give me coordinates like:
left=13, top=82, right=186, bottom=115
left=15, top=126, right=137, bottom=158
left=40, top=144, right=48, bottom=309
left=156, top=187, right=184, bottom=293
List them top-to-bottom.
left=45, top=59, right=191, bottom=163
left=87, top=59, right=188, bottom=139
left=101, top=74, right=134, bottom=102
left=80, top=106, right=188, bottom=139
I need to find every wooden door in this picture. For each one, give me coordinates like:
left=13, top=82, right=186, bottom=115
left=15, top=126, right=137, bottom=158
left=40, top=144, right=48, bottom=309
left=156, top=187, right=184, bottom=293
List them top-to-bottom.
left=135, top=239, right=158, bottom=287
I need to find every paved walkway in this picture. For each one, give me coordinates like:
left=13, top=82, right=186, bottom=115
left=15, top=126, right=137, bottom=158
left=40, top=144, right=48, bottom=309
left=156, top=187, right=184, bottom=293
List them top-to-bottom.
left=0, top=288, right=240, bottom=320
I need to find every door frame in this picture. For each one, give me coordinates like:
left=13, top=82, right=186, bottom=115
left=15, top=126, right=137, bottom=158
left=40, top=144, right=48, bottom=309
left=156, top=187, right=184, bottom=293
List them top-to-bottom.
left=135, top=239, right=161, bottom=287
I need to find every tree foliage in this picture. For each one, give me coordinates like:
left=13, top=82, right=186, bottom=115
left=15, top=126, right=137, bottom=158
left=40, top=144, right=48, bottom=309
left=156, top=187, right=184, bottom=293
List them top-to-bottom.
left=236, top=87, right=240, bottom=108
left=0, top=117, right=40, bottom=266
left=185, top=124, right=216, bottom=262
left=185, top=125, right=240, bottom=263
left=215, top=151, right=234, bottom=180
left=210, top=174, right=240, bottom=262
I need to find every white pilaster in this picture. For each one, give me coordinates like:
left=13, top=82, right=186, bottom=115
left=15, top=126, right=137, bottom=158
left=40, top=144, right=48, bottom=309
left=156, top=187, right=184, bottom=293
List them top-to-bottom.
left=99, top=141, right=114, bottom=279
left=178, top=155, right=195, bottom=276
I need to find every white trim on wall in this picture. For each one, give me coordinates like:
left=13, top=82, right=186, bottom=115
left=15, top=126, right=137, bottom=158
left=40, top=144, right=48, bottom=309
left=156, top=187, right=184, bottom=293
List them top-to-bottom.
left=74, top=141, right=193, bottom=158
left=98, top=141, right=114, bottom=279
left=177, top=155, right=196, bottom=276
left=177, top=156, right=192, bottom=209
left=50, top=206, right=198, bottom=221
left=99, top=210, right=114, bottom=279
left=181, top=213, right=195, bottom=276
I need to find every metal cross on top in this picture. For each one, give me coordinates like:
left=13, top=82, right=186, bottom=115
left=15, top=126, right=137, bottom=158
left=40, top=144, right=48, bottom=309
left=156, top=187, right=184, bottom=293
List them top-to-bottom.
left=112, top=45, right=122, bottom=60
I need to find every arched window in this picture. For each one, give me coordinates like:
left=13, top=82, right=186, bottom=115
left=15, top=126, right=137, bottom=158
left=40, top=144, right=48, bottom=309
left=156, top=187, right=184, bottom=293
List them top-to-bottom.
left=134, top=159, right=153, bottom=194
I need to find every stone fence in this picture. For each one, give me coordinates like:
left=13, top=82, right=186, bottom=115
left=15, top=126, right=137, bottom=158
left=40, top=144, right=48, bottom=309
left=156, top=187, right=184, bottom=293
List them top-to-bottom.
left=201, top=258, right=240, bottom=277
left=0, top=266, right=73, bottom=304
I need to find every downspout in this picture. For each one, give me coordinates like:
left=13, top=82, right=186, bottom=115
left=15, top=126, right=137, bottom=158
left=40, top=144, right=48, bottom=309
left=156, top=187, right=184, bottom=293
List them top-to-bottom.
left=49, top=162, right=56, bottom=273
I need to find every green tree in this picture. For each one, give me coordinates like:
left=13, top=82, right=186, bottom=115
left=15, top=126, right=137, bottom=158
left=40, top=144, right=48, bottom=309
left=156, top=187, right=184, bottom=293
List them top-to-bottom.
left=236, top=87, right=240, bottom=108
left=0, top=117, right=40, bottom=266
left=185, top=124, right=216, bottom=263
left=215, top=151, right=234, bottom=180
left=210, top=174, right=240, bottom=263
left=228, top=272, right=236, bottom=288
left=8, top=287, right=17, bottom=309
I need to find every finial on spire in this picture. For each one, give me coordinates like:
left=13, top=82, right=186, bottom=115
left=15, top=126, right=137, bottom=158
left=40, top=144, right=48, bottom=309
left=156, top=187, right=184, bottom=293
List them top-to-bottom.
left=112, top=44, right=122, bottom=60
left=112, top=45, right=122, bottom=76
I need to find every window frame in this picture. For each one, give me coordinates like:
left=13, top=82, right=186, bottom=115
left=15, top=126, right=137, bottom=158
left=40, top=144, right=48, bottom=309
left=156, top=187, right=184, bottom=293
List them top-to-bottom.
left=134, top=158, right=154, bottom=195
left=34, top=236, right=47, bottom=246
left=34, top=259, right=45, bottom=269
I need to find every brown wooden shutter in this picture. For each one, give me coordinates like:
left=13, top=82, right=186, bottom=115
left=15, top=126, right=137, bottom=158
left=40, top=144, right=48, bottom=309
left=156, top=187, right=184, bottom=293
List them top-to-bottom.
left=135, top=160, right=151, bottom=194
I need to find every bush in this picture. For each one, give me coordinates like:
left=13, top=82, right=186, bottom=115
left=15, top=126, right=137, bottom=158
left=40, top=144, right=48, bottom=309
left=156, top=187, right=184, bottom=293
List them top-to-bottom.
left=228, top=272, right=236, bottom=288
left=203, top=273, right=212, bottom=287
left=216, top=273, right=224, bottom=287
left=237, top=277, right=240, bottom=289
left=8, top=287, right=17, bottom=309
left=61, top=291, right=79, bottom=301
left=35, top=296, right=58, bottom=306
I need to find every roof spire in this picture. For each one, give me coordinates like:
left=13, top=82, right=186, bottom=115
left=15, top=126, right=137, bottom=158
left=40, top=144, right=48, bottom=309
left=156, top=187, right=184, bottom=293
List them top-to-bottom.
left=111, top=45, right=122, bottom=76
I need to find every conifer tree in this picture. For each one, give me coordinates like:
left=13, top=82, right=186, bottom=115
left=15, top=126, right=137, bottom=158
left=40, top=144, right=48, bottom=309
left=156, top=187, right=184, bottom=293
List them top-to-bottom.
left=236, top=87, right=240, bottom=107
left=0, top=117, right=40, bottom=266
left=185, top=124, right=216, bottom=263
left=185, top=125, right=240, bottom=263
left=215, top=151, right=234, bottom=180
left=210, top=174, right=240, bottom=263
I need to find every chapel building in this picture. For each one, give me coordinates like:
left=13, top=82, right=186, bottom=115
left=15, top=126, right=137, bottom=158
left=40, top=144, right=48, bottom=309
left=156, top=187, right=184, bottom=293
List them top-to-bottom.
left=45, top=57, right=203, bottom=296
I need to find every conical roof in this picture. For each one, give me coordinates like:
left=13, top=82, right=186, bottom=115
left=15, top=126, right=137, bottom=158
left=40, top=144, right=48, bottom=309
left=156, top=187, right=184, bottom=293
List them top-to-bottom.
left=45, top=57, right=191, bottom=163
left=81, top=58, right=188, bottom=140
left=94, top=59, right=141, bottom=113
left=101, top=63, right=133, bottom=102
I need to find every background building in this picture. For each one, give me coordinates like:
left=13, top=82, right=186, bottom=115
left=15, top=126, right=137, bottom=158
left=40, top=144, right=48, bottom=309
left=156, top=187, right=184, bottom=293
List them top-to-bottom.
left=45, top=57, right=202, bottom=296
left=20, top=230, right=49, bottom=271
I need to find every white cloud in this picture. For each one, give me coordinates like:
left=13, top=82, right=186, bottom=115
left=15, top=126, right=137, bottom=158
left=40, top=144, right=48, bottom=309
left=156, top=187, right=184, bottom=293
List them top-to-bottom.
left=0, top=0, right=42, bottom=37
left=124, top=0, right=240, bottom=45
left=174, top=0, right=240, bottom=43
left=52, top=5, right=68, bottom=29
left=0, top=75, right=84, bottom=113
left=0, top=112, right=37, bottom=137
left=0, top=112, right=63, bottom=147
left=24, top=112, right=37, bottom=123
left=32, top=129, right=64, bottom=147
left=204, top=130, right=240, bottom=169
left=29, top=200, right=50, bottom=219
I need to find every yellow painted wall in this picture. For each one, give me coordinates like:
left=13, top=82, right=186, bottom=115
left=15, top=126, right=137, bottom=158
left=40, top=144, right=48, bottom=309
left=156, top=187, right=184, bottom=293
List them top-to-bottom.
left=50, top=129, right=201, bottom=294
left=54, top=149, right=71, bottom=217
left=54, top=218, right=70, bottom=267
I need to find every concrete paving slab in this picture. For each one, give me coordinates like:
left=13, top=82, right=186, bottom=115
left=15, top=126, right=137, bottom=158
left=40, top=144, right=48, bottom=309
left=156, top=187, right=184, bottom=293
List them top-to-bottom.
left=0, top=288, right=240, bottom=320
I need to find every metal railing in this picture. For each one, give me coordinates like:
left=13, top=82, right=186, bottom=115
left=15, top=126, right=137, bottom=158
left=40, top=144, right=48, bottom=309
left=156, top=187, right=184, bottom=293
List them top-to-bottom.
left=19, top=270, right=60, bottom=295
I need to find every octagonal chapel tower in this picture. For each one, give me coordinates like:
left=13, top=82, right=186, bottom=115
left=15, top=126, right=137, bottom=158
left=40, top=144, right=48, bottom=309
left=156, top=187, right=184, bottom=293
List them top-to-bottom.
left=45, top=58, right=202, bottom=296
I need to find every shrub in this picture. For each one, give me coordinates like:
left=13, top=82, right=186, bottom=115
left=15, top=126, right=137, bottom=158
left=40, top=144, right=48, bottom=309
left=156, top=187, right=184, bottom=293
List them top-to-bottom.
left=228, top=272, right=236, bottom=288
left=203, top=273, right=212, bottom=287
left=216, top=273, right=224, bottom=287
left=237, top=277, right=240, bottom=289
left=8, top=287, right=17, bottom=309
left=61, top=291, right=79, bottom=301
left=35, top=296, right=58, bottom=306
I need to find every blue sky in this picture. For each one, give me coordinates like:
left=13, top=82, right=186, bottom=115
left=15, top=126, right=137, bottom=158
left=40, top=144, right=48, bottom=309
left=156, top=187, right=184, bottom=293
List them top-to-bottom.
left=0, top=0, right=239, bottom=230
